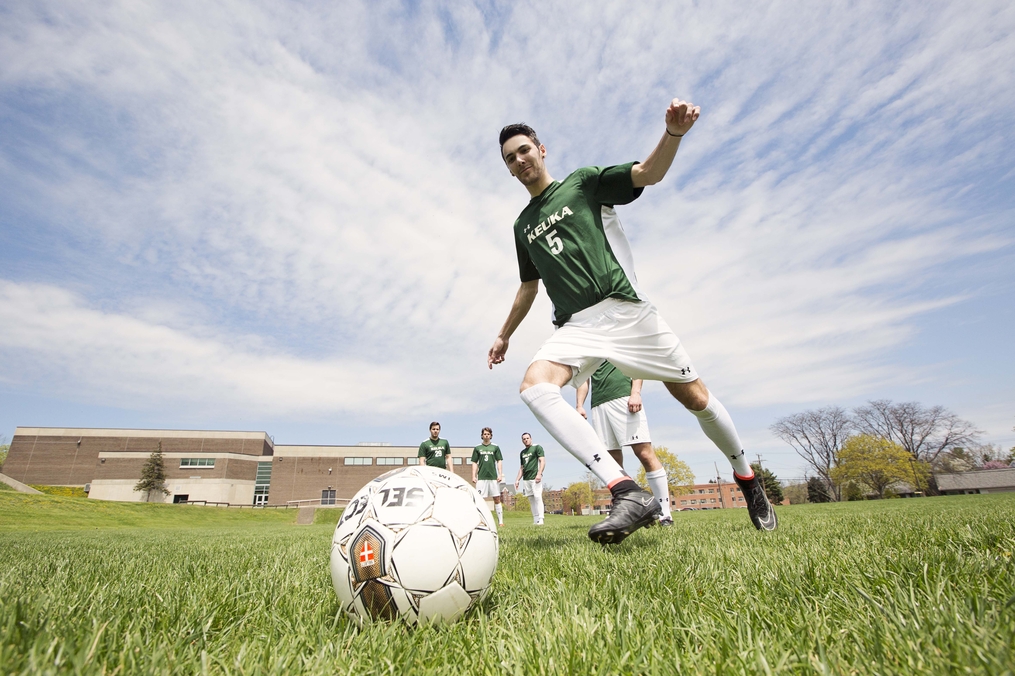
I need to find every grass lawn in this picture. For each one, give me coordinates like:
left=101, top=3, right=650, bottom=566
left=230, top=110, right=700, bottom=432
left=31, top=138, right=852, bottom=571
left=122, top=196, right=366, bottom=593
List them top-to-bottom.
left=2, top=492, right=1014, bottom=674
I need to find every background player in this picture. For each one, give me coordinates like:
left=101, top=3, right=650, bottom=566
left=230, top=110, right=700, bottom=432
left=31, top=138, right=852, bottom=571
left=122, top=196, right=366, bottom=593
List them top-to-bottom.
left=488, top=98, right=777, bottom=544
left=576, top=361, right=673, bottom=526
left=418, top=422, right=452, bottom=471
left=471, top=427, right=505, bottom=526
left=514, top=432, right=545, bottom=525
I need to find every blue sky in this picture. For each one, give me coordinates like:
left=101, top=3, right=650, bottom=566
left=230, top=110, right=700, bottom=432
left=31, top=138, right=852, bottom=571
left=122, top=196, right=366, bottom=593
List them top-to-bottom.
left=1, top=0, right=1013, bottom=489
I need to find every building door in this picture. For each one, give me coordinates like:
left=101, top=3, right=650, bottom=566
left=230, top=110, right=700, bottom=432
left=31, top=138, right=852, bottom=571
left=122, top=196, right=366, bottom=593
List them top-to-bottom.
left=173, top=495, right=189, bottom=504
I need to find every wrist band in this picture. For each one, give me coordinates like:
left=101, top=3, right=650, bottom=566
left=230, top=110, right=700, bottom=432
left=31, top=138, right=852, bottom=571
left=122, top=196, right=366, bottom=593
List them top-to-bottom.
left=666, top=129, right=683, bottom=138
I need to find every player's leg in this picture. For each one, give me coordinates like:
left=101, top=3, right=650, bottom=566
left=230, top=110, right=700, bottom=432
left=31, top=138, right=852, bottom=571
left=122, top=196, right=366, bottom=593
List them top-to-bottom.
left=520, top=359, right=659, bottom=543
left=630, top=442, right=672, bottom=523
left=608, top=449, right=624, bottom=469
left=532, top=481, right=544, bottom=524
left=492, top=494, right=504, bottom=525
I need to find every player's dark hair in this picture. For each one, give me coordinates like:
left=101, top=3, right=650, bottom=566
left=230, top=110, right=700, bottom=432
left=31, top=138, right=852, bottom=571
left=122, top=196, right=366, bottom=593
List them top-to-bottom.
left=499, top=123, right=540, bottom=152
left=429, top=421, right=440, bottom=429
left=481, top=427, right=493, bottom=436
left=521, top=432, right=530, bottom=438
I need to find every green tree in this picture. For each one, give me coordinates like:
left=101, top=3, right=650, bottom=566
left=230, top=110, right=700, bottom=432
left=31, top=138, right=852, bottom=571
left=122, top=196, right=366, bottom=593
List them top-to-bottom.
left=831, top=434, right=929, bottom=499
left=0, top=435, right=9, bottom=471
left=134, top=442, right=170, bottom=502
left=635, top=446, right=695, bottom=495
left=750, top=462, right=783, bottom=504
left=806, top=477, right=832, bottom=503
left=563, top=482, right=593, bottom=515
left=782, top=482, right=809, bottom=504
left=513, top=492, right=530, bottom=512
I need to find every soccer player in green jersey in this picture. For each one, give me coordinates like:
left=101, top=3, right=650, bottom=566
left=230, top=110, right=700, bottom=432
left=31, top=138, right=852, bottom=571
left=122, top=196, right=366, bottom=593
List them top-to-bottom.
left=488, top=98, right=777, bottom=543
left=576, top=361, right=673, bottom=526
left=418, top=421, right=452, bottom=471
left=471, top=427, right=505, bottom=526
left=514, top=432, right=546, bottom=525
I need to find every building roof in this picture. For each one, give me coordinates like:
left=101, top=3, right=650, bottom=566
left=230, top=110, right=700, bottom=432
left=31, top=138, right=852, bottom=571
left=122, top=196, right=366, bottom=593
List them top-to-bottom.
left=15, top=427, right=272, bottom=443
left=935, top=468, right=1015, bottom=491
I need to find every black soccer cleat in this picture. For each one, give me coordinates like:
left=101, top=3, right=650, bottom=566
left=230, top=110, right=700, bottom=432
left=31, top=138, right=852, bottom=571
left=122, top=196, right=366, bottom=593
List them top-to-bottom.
left=734, top=472, right=778, bottom=531
left=588, top=489, right=662, bottom=544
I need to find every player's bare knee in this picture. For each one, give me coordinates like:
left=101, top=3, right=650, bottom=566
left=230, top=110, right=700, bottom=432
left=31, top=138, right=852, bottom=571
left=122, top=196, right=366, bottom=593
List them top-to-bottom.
left=665, top=379, right=709, bottom=411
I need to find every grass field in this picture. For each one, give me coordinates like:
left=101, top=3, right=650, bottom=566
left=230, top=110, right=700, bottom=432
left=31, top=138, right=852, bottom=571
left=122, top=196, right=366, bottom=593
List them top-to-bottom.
left=2, top=492, right=1014, bottom=675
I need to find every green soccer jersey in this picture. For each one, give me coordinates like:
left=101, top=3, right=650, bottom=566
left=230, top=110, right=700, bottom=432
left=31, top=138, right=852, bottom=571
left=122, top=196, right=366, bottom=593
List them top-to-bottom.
left=514, top=163, right=645, bottom=326
left=590, top=361, right=632, bottom=408
left=418, top=438, right=451, bottom=469
left=471, top=444, right=503, bottom=480
left=519, top=444, right=544, bottom=480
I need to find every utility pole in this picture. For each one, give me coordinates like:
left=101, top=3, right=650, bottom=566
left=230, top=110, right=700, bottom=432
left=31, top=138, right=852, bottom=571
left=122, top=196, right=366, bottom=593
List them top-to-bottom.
left=714, top=462, right=726, bottom=509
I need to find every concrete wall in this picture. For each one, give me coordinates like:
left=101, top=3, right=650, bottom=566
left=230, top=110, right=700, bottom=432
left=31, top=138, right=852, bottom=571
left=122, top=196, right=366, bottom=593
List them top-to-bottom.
left=90, top=478, right=256, bottom=504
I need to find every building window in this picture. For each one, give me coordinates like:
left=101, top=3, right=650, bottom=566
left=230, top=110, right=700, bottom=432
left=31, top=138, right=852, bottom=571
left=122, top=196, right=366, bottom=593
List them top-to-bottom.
left=344, top=457, right=372, bottom=466
left=376, top=457, right=403, bottom=466
left=407, top=457, right=420, bottom=465
left=452, top=457, right=463, bottom=465
left=180, top=458, right=215, bottom=468
left=322, top=489, right=336, bottom=505
left=708, top=489, right=714, bottom=493
left=710, top=498, right=716, bottom=503
left=690, top=499, right=697, bottom=504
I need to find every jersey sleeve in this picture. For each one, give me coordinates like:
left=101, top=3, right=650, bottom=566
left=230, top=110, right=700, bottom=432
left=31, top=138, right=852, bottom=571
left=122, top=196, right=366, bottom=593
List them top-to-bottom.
left=588, top=162, right=644, bottom=206
left=515, top=229, right=541, bottom=282
left=418, top=442, right=427, bottom=457
left=535, top=445, right=545, bottom=458
left=494, top=446, right=503, bottom=461
left=471, top=447, right=480, bottom=463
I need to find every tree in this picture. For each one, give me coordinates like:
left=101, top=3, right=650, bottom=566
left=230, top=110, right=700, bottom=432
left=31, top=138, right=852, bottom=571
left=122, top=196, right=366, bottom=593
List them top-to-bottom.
left=852, top=400, right=981, bottom=465
left=770, top=407, right=851, bottom=502
left=831, top=434, right=929, bottom=499
left=0, top=435, right=9, bottom=471
left=134, top=443, right=170, bottom=502
left=635, top=446, right=695, bottom=495
left=750, top=462, right=783, bottom=505
left=806, top=476, right=832, bottom=503
left=562, top=482, right=593, bottom=515
left=782, top=482, right=809, bottom=505
left=513, top=493, right=530, bottom=512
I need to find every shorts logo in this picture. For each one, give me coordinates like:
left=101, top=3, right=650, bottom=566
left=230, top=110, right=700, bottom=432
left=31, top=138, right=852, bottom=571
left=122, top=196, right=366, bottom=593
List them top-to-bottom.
left=679, top=367, right=692, bottom=376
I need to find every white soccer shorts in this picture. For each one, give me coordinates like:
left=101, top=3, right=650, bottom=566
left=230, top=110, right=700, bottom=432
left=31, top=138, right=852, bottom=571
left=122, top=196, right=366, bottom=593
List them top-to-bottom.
left=529, top=298, right=698, bottom=389
left=591, top=397, right=652, bottom=451
left=475, top=479, right=502, bottom=498
left=519, top=479, right=543, bottom=498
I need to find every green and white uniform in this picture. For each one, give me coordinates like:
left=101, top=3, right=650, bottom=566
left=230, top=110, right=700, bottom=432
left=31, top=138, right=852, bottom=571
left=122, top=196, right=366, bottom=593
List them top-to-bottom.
left=515, top=164, right=697, bottom=388
left=589, top=361, right=651, bottom=451
left=418, top=438, right=451, bottom=469
left=471, top=443, right=503, bottom=498
left=518, top=443, right=545, bottom=524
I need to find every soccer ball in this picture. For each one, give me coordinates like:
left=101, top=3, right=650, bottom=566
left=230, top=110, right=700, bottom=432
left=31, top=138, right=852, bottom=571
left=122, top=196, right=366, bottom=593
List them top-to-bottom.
left=330, top=465, right=499, bottom=626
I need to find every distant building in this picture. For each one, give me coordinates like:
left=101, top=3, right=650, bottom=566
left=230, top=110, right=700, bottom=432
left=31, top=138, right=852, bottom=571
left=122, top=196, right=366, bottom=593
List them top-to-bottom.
left=3, top=427, right=472, bottom=507
left=935, top=468, right=1015, bottom=495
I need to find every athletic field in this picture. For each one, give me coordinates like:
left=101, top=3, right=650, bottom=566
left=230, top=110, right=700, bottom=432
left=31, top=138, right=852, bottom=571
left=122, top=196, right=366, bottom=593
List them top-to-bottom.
left=1, top=492, right=1013, bottom=674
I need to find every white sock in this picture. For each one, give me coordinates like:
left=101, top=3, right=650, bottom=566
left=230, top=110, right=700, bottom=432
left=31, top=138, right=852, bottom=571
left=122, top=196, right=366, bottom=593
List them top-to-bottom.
left=520, top=383, right=628, bottom=487
left=689, top=393, right=752, bottom=477
left=645, top=468, right=671, bottom=519
left=495, top=502, right=503, bottom=524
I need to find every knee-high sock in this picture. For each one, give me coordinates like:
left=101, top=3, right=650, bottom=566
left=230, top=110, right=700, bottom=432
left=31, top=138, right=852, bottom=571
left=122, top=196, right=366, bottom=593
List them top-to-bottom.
left=520, top=383, right=627, bottom=487
left=689, top=393, right=753, bottom=477
left=645, top=468, right=671, bottom=518
left=535, top=485, right=545, bottom=523
left=529, top=495, right=540, bottom=523
left=495, top=502, right=503, bottom=524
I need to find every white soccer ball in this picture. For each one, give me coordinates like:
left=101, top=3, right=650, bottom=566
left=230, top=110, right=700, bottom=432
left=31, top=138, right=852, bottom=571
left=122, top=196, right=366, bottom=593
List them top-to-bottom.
left=330, top=465, right=499, bottom=626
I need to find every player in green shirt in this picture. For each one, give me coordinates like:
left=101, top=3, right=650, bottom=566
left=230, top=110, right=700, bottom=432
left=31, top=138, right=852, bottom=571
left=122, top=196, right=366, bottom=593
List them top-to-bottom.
left=488, top=98, right=776, bottom=543
left=577, top=361, right=672, bottom=526
left=418, top=421, right=452, bottom=471
left=471, top=427, right=505, bottom=526
left=514, top=432, right=546, bottom=525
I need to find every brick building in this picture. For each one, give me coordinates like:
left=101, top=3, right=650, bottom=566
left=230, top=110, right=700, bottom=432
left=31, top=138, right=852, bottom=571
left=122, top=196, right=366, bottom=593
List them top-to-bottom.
left=2, top=427, right=472, bottom=506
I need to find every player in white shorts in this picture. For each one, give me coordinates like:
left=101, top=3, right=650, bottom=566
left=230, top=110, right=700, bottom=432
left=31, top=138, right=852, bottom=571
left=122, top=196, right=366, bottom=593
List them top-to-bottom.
left=488, top=98, right=777, bottom=544
left=576, top=360, right=673, bottom=526
left=471, top=427, right=505, bottom=526
left=514, top=432, right=546, bottom=525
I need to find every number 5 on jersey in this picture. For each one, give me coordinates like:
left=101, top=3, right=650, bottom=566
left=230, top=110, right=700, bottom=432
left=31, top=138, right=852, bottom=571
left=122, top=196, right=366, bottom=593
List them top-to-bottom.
left=545, top=229, right=563, bottom=255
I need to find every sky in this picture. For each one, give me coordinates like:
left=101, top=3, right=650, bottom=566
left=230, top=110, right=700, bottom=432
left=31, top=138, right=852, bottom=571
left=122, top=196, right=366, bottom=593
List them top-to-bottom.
left=1, top=0, right=1013, bottom=490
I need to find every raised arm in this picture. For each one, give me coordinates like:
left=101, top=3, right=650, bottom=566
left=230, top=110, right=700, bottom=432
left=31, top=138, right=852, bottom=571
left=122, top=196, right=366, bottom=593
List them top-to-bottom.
left=631, top=98, right=701, bottom=189
left=488, top=280, right=539, bottom=369
left=576, top=380, right=590, bottom=419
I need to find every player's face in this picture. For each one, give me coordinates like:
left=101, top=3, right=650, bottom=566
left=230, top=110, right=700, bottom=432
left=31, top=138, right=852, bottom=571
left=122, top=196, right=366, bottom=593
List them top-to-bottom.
left=501, top=135, right=545, bottom=187
left=430, top=424, right=440, bottom=440
left=482, top=431, right=492, bottom=444
left=521, top=434, right=531, bottom=447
